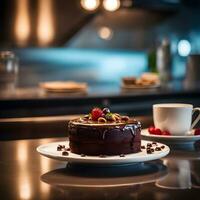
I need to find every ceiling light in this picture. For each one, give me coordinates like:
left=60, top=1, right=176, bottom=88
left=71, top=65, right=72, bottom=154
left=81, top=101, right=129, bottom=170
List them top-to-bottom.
left=80, top=0, right=100, bottom=11
left=103, top=0, right=120, bottom=11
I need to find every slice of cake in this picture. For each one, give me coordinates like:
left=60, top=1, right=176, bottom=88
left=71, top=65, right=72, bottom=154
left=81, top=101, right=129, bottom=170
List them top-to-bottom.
left=68, top=108, right=141, bottom=156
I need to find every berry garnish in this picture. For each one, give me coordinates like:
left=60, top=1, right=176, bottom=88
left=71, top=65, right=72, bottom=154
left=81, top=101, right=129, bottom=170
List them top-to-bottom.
left=91, top=108, right=103, bottom=121
left=103, top=108, right=110, bottom=114
left=105, top=113, right=114, bottom=121
left=148, top=125, right=171, bottom=136
left=148, top=126, right=155, bottom=134
left=154, top=128, right=162, bottom=135
left=194, top=128, right=200, bottom=135
left=162, top=130, right=171, bottom=136
left=62, top=151, right=69, bottom=156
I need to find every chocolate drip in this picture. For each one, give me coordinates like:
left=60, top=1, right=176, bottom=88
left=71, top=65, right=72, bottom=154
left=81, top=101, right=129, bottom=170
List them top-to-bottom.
left=123, top=124, right=138, bottom=149
left=102, top=130, right=107, bottom=140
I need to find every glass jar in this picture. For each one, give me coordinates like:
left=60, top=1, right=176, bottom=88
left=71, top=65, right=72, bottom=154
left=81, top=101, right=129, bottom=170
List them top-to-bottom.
left=0, top=51, right=18, bottom=90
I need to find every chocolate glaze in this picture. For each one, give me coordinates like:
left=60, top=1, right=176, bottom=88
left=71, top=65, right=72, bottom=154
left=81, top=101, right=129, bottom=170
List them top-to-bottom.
left=68, top=118, right=141, bottom=156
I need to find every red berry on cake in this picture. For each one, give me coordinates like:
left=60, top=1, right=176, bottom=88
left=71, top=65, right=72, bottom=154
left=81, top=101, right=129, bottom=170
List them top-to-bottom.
left=91, top=108, right=103, bottom=121
left=194, top=128, right=200, bottom=135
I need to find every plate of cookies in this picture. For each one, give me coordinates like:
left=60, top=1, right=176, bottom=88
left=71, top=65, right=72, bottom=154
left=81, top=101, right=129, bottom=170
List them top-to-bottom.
left=121, top=73, right=160, bottom=90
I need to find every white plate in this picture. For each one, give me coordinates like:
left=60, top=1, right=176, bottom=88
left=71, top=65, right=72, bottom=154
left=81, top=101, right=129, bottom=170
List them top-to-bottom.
left=121, top=83, right=160, bottom=90
left=141, top=129, right=200, bottom=144
left=37, top=140, right=170, bottom=165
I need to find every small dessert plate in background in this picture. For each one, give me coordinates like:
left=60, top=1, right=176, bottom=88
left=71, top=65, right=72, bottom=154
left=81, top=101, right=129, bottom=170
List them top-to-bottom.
left=39, top=81, right=88, bottom=93
left=121, top=83, right=160, bottom=90
left=141, top=129, right=200, bottom=144
left=37, top=140, right=170, bottom=165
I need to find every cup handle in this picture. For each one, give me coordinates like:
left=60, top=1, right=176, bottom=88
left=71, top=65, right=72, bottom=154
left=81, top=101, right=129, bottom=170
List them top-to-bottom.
left=191, top=107, right=200, bottom=129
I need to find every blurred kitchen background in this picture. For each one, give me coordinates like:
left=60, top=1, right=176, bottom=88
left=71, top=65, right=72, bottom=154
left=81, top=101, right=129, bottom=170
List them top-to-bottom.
left=1, top=0, right=200, bottom=85
left=1, top=0, right=200, bottom=120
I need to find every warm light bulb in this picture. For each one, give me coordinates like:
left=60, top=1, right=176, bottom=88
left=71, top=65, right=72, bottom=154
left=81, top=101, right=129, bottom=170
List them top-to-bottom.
left=15, top=0, right=30, bottom=46
left=37, top=0, right=54, bottom=46
left=80, top=0, right=100, bottom=11
left=103, top=0, right=120, bottom=11
left=98, top=27, right=113, bottom=40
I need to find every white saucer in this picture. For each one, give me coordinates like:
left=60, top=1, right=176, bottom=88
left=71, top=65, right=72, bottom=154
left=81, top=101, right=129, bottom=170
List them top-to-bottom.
left=141, top=129, right=200, bottom=144
left=37, top=140, right=170, bottom=165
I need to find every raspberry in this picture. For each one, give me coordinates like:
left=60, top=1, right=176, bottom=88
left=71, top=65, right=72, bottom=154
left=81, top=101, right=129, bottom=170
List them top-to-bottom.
left=91, top=108, right=103, bottom=121
left=148, top=126, right=155, bottom=134
left=154, top=128, right=162, bottom=135
left=194, top=128, right=200, bottom=135
left=162, top=131, right=171, bottom=136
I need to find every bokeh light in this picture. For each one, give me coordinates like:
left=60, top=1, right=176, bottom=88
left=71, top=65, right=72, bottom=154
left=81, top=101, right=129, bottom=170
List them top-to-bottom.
left=80, top=0, right=100, bottom=11
left=103, top=0, right=120, bottom=11
left=98, top=26, right=113, bottom=40
left=177, top=39, right=191, bottom=57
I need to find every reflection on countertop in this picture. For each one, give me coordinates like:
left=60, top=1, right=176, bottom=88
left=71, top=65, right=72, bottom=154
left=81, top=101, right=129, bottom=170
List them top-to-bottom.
left=0, top=137, right=200, bottom=200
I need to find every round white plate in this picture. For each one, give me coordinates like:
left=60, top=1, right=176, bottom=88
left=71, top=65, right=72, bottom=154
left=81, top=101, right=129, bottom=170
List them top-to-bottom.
left=121, top=83, right=160, bottom=90
left=141, top=129, right=200, bottom=143
left=37, top=140, right=170, bottom=165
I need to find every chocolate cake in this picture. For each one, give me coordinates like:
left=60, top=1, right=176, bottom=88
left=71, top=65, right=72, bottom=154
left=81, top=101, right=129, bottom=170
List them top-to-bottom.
left=68, top=108, right=141, bottom=156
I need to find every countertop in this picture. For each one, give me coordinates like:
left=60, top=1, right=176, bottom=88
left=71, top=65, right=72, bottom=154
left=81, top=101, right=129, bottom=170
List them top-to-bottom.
left=0, top=81, right=200, bottom=118
left=1, top=137, right=200, bottom=200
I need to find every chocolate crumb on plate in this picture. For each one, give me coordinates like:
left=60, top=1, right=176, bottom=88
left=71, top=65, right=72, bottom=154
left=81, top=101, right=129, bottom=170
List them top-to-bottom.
left=147, top=143, right=152, bottom=148
left=57, top=144, right=65, bottom=151
left=57, top=145, right=62, bottom=151
left=141, top=145, right=146, bottom=149
left=161, top=145, right=165, bottom=149
left=155, top=147, right=161, bottom=151
left=151, top=148, right=154, bottom=152
left=147, top=149, right=152, bottom=154
left=62, top=151, right=69, bottom=156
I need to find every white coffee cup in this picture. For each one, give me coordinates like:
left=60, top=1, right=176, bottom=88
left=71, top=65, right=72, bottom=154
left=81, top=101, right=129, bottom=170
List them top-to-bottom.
left=153, top=103, right=200, bottom=135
